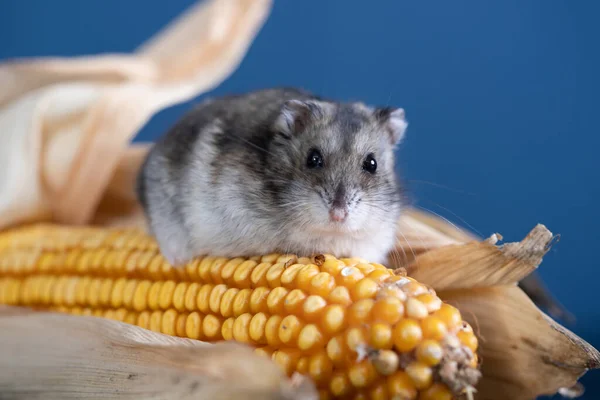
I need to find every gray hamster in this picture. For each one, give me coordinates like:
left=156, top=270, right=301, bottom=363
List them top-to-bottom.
left=136, top=88, right=408, bottom=267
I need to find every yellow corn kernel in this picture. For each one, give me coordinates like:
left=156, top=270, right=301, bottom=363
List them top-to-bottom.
left=197, top=256, right=215, bottom=282
left=209, top=257, right=228, bottom=284
left=220, top=257, right=245, bottom=285
left=321, top=259, right=345, bottom=277
left=232, top=260, right=256, bottom=289
left=250, top=261, right=271, bottom=287
left=266, top=263, right=285, bottom=288
left=280, top=263, right=305, bottom=288
left=355, top=263, right=376, bottom=275
left=295, top=264, right=318, bottom=289
left=336, top=266, right=364, bottom=289
left=367, top=269, right=392, bottom=284
left=309, top=272, right=336, bottom=298
left=351, top=277, right=379, bottom=300
left=98, top=278, right=113, bottom=307
left=87, top=279, right=102, bottom=307
left=133, top=280, right=151, bottom=312
left=158, top=280, right=176, bottom=310
left=172, top=282, right=189, bottom=312
left=184, top=282, right=200, bottom=312
left=196, top=283, right=213, bottom=314
left=208, top=284, right=227, bottom=314
left=267, top=286, right=289, bottom=314
left=328, top=286, right=352, bottom=306
left=249, top=287, right=270, bottom=313
left=219, top=288, right=239, bottom=317
left=231, top=288, right=252, bottom=316
left=284, top=289, right=307, bottom=315
left=416, top=293, right=442, bottom=313
left=303, top=295, right=328, bottom=321
left=372, top=297, right=404, bottom=324
left=406, top=297, right=429, bottom=320
left=347, top=298, right=375, bottom=325
left=321, top=304, right=346, bottom=335
left=434, top=304, right=462, bottom=331
left=161, top=309, right=178, bottom=336
left=137, top=310, right=150, bottom=329
left=149, top=310, right=163, bottom=332
left=186, top=311, right=203, bottom=340
left=175, top=312, right=189, bottom=337
left=249, top=312, right=268, bottom=343
left=232, top=313, right=252, bottom=343
left=202, top=314, right=223, bottom=339
left=265, top=315, right=283, bottom=346
left=278, top=315, right=303, bottom=345
left=421, top=316, right=448, bottom=341
left=393, top=319, right=423, bottom=352
left=370, top=323, right=394, bottom=349
left=298, top=324, right=325, bottom=351
left=346, top=327, right=368, bottom=353
left=457, top=330, right=479, bottom=352
left=327, top=336, right=350, bottom=367
left=415, top=340, right=444, bottom=366
left=254, top=346, right=274, bottom=358
left=272, top=348, right=301, bottom=376
left=372, top=349, right=399, bottom=376
left=308, top=351, right=333, bottom=385
left=296, top=356, right=310, bottom=375
left=348, top=360, right=378, bottom=388
left=405, top=361, right=433, bottom=390
left=330, top=371, right=351, bottom=397
left=388, top=371, right=417, bottom=399
left=369, top=381, right=388, bottom=400
left=419, top=383, right=453, bottom=400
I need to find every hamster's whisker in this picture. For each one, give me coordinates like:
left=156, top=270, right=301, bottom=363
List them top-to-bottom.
left=406, top=179, right=477, bottom=196
left=418, top=200, right=483, bottom=238
left=414, top=205, right=469, bottom=237
left=397, top=218, right=431, bottom=256
left=396, top=230, right=417, bottom=263
left=389, top=247, right=408, bottom=269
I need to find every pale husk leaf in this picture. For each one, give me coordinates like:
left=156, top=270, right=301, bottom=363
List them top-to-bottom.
left=0, top=0, right=272, bottom=230
left=393, top=210, right=572, bottom=321
left=396, top=224, right=554, bottom=290
left=440, top=286, right=600, bottom=400
left=0, top=306, right=317, bottom=400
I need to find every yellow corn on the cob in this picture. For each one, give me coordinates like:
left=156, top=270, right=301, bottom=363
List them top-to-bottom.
left=0, top=225, right=480, bottom=400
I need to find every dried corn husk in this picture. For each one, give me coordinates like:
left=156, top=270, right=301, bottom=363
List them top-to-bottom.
left=0, top=0, right=272, bottom=230
left=0, top=307, right=317, bottom=400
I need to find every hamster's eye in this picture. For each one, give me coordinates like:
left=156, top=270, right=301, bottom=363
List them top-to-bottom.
left=306, top=149, right=324, bottom=169
left=363, top=153, right=377, bottom=174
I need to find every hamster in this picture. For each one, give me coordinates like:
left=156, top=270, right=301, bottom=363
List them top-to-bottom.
left=136, top=87, right=408, bottom=267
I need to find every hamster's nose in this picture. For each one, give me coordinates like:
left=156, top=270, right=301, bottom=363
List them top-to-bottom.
left=329, top=206, right=348, bottom=222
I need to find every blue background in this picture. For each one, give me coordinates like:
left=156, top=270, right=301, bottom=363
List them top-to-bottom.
left=2, top=0, right=599, bottom=397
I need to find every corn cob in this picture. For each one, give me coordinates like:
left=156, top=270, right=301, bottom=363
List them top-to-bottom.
left=0, top=225, right=480, bottom=399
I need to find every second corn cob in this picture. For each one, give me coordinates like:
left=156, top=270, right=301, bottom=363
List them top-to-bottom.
left=0, top=225, right=481, bottom=399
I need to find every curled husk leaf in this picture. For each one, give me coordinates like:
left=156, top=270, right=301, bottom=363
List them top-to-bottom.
left=389, top=213, right=600, bottom=400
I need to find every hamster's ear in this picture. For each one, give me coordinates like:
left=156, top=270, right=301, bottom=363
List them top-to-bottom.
left=273, top=100, right=327, bottom=137
left=375, top=107, right=408, bottom=146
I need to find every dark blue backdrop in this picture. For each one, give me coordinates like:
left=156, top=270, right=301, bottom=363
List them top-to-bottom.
left=2, top=1, right=599, bottom=398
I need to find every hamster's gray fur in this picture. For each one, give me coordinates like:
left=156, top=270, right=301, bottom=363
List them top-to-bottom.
left=137, top=88, right=408, bottom=266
